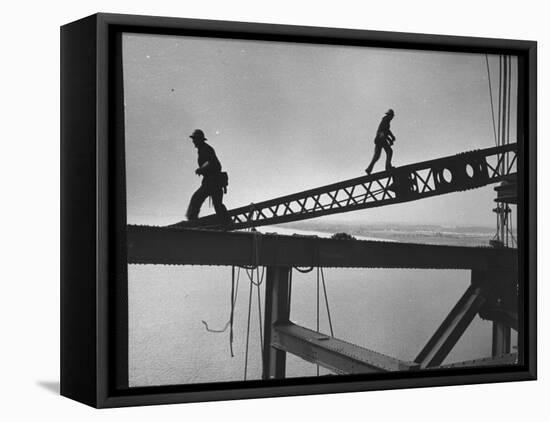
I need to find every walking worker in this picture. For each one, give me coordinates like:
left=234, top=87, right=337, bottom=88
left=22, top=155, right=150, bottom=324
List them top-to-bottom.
left=365, top=109, right=396, bottom=174
left=186, top=129, right=231, bottom=226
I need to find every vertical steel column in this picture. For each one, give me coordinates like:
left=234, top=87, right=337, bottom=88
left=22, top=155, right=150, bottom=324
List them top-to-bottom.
left=262, top=266, right=291, bottom=380
left=474, top=269, right=517, bottom=357
left=492, top=323, right=511, bottom=356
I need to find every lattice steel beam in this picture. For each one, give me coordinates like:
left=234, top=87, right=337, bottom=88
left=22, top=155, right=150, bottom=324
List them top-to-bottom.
left=178, top=143, right=517, bottom=230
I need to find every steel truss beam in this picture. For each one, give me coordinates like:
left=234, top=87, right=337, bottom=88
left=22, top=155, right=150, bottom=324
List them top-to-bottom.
left=182, top=143, right=517, bottom=230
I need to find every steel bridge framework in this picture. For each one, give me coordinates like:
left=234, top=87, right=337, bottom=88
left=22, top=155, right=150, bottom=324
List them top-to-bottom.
left=128, top=143, right=520, bottom=380
left=178, top=143, right=517, bottom=230
left=127, top=226, right=520, bottom=377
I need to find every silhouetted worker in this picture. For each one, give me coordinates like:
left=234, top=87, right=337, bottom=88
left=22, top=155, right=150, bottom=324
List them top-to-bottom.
left=365, top=109, right=396, bottom=174
left=186, top=129, right=231, bottom=226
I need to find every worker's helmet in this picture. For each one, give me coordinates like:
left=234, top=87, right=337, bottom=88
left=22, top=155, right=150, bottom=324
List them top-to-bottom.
left=386, top=109, right=395, bottom=116
left=189, top=129, right=207, bottom=141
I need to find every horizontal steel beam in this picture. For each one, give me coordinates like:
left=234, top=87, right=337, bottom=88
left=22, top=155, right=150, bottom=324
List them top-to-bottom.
left=127, top=226, right=518, bottom=270
left=272, top=322, right=419, bottom=374
left=436, top=353, right=517, bottom=369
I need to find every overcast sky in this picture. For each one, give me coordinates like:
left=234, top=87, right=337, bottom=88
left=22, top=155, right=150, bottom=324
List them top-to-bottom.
left=123, top=33, right=517, bottom=227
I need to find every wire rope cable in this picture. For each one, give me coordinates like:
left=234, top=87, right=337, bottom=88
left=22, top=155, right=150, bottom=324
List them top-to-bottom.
left=485, top=55, right=498, bottom=146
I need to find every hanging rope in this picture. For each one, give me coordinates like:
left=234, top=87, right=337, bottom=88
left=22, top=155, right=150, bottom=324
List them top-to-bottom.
left=490, top=54, right=516, bottom=248
left=493, top=55, right=504, bottom=243
left=501, top=55, right=508, bottom=151
left=497, top=56, right=502, bottom=145
left=506, top=56, right=512, bottom=159
left=504, top=57, right=512, bottom=247
left=508, top=211, right=517, bottom=247
left=201, top=228, right=264, bottom=378
left=239, top=228, right=262, bottom=270
left=238, top=229, right=262, bottom=378
left=200, top=230, right=338, bottom=379
left=243, top=264, right=265, bottom=380
left=201, top=266, right=241, bottom=357
left=229, top=266, right=237, bottom=357
left=255, top=266, right=264, bottom=369
left=294, top=266, right=314, bottom=273
left=249, top=267, right=265, bottom=350
left=313, top=267, right=336, bottom=376
left=316, top=267, right=320, bottom=376
left=320, top=267, right=334, bottom=337
left=288, top=268, right=293, bottom=306
left=243, top=269, right=254, bottom=380
left=201, top=320, right=231, bottom=333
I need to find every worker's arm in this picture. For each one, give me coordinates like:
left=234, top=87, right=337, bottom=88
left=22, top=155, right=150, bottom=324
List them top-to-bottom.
left=387, top=130, right=396, bottom=142
left=195, top=161, right=211, bottom=175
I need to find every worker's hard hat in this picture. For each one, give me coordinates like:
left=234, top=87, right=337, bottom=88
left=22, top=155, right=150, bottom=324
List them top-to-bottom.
left=386, top=109, right=395, bottom=116
left=189, top=129, right=207, bottom=141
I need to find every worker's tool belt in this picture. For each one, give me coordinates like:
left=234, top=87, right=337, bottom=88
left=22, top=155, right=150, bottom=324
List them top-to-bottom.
left=374, top=133, right=389, bottom=146
left=204, top=171, right=229, bottom=193
left=219, top=171, right=229, bottom=193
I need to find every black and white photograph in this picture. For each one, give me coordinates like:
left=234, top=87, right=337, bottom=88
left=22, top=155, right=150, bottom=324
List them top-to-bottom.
left=4, top=0, right=546, bottom=418
left=124, top=32, right=522, bottom=387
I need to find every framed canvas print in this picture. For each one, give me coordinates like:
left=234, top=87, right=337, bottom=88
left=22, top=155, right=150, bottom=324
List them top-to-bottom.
left=60, top=13, right=537, bottom=408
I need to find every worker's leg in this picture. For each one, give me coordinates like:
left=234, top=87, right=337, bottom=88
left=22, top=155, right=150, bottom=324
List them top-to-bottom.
left=382, top=142, right=393, bottom=170
left=365, top=144, right=383, bottom=174
left=186, top=184, right=209, bottom=220
left=210, top=187, right=231, bottom=225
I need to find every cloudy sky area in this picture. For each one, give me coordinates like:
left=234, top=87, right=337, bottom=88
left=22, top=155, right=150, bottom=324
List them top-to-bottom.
left=123, top=33, right=517, bottom=227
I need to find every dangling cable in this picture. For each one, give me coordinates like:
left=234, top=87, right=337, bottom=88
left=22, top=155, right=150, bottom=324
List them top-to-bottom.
left=485, top=55, right=498, bottom=146
left=493, top=55, right=504, bottom=243
left=502, top=55, right=508, bottom=153
left=497, top=56, right=502, bottom=145
left=506, top=56, right=512, bottom=163
left=240, top=229, right=262, bottom=270
left=202, top=230, right=266, bottom=373
left=243, top=265, right=265, bottom=380
left=200, top=266, right=240, bottom=358
left=229, top=266, right=237, bottom=357
left=256, top=266, right=264, bottom=353
left=316, top=266, right=320, bottom=376
left=320, top=267, right=334, bottom=337
left=288, top=268, right=293, bottom=306
left=243, top=269, right=254, bottom=380
left=201, top=320, right=230, bottom=333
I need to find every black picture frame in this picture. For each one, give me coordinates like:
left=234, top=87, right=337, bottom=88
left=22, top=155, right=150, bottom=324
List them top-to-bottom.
left=60, top=12, right=537, bottom=408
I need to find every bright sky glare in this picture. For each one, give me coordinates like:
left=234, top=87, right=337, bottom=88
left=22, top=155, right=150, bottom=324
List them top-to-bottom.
left=123, top=33, right=517, bottom=227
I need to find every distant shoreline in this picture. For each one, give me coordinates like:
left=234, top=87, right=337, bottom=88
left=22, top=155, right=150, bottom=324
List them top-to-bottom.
left=270, top=221, right=512, bottom=248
